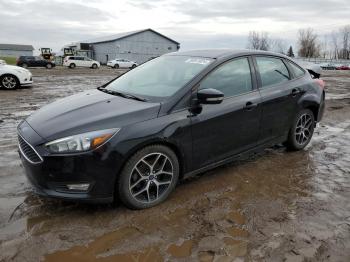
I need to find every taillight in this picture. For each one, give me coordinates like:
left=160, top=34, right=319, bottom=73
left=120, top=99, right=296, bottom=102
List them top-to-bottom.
left=315, top=79, right=325, bottom=89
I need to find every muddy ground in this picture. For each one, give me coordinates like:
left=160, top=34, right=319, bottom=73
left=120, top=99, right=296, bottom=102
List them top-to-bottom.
left=0, top=67, right=349, bottom=262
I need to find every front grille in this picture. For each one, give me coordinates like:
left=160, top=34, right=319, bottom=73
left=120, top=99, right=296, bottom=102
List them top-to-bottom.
left=18, top=135, right=43, bottom=164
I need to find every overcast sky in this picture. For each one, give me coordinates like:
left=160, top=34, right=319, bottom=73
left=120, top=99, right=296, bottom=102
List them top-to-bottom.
left=0, top=0, right=349, bottom=53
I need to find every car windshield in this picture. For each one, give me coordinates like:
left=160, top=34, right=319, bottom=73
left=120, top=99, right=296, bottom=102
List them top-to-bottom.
left=104, top=56, right=214, bottom=100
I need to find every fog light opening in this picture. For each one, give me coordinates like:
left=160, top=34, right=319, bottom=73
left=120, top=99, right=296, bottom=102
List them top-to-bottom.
left=66, top=183, right=90, bottom=191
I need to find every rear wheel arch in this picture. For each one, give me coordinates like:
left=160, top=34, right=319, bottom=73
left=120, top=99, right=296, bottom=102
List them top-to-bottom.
left=297, top=95, right=321, bottom=122
left=305, top=104, right=319, bottom=122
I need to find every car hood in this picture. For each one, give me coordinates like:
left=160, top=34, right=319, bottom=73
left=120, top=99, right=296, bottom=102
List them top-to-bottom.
left=0, top=64, right=29, bottom=72
left=25, top=89, right=161, bottom=141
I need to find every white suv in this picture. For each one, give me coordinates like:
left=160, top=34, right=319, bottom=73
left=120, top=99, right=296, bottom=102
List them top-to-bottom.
left=63, top=56, right=100, bottom=69
left=107, top=59, right=138, bottom=69
left=0, top=63, right=33, bottom=89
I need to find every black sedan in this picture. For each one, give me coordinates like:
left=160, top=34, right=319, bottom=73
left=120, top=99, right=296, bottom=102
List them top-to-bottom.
left=17, top=49, right=325, bottom=209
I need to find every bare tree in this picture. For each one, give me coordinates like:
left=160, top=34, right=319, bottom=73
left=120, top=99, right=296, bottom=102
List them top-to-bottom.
left=340, top=25, right=350, bottom=59
left=297, top=28, right=320, bottom=58
left=330, top=30, right=340, bottom=59
left=247, top=31, right=271, bottom=51
left=319, top=35, right=329, bottom=58
left=271, top=38, right=287, bottom=54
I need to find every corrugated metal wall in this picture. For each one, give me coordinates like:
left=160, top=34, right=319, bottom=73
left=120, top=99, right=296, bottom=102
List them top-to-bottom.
left=91, top=30, right=178, bottom=64
left=0, top=50, right=33, bottom=57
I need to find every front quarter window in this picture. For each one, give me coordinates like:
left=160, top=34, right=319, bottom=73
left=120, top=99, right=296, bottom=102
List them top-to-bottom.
left=105, top=56, right=213, bottom=100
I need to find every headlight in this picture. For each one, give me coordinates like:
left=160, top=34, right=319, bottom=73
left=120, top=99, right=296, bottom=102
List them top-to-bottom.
left=45, top=128, right=120, bottom=153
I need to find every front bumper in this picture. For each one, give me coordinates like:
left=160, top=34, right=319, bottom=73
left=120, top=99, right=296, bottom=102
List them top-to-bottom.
left=19, top=73, right=33, bottom=86
left=17, top=121, right=120, bottom=203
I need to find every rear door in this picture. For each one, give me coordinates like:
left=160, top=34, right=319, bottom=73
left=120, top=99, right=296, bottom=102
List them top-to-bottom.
left=26, top=56, right=35, bottom=66
left=191, top=56, right=262, bottom=169
left=253, top=56, right=302, bottom=144
left=75, top=57, right=84, bottom=67
left=83, top=57, right=91, bottom=67
left=120, top=59, right=128, bottom=68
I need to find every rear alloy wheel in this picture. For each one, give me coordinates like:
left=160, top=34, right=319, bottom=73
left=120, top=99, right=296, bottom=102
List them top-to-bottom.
left=22, top=63, right=28, bottom=68
left=46, top=63, right=52, bottom=69
left=69, top=63, right=76, bottom=69
left=92, top=63, right=98, bottom=69
left=114, top=64, right=119, bottom=69
left=131, top=64, right=136, bottom=69
left=0, top=75, right=19, bottom=90
left=286, top=109, right=315, bottom=150
left=118, top=145, right=179, bottom=209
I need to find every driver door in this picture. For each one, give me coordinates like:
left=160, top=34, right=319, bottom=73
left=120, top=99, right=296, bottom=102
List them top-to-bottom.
left=190, top=57, right=262, bottom=169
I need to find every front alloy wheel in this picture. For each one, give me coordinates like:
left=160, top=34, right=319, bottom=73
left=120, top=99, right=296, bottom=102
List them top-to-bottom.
left=0, top=75, right=19, bottom=89
left=118, top=145, right=179, bottom=209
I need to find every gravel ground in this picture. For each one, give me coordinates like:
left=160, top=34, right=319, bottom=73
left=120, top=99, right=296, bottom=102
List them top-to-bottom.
left=0, top=67, right=349, bottom=262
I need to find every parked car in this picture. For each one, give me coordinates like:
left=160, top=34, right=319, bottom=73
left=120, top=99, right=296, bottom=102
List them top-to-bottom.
left=17, top=50, right=325, bottom=209
left=16, top=56, right=55, bottom=69
left=63, top=56, right=100, bottom=69
left=107, top=58, right=138, bottom=69
left=0, top=63, right=33, bottom=89
left=320, top=63, right=337, bottom=70
left=336, top=64, right=350, bottom=70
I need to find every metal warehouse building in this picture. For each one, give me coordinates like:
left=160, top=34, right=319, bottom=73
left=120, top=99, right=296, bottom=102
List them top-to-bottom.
left=65, top=28, right=180, bottom=64
left=0, top=44, right=34, bottom=57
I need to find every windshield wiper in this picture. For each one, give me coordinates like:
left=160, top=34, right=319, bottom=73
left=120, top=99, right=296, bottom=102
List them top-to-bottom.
left=97, top=87, right=147, bottom=102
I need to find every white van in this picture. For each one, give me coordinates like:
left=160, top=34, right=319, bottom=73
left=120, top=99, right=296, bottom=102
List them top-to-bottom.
left=63, top=56, right=100, bottom=69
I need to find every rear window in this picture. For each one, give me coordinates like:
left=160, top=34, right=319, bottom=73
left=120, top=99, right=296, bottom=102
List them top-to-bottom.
left=256, top=56, right=290, bottom=88
left=286, top=61, right=305, bottom=78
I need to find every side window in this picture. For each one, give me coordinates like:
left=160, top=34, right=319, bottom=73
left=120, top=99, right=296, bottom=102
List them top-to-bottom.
left=200, top=57, right=253, bottom=97
left=256, top=57, right=290, bottom=88
left=286, top=61, right=305, bottom=78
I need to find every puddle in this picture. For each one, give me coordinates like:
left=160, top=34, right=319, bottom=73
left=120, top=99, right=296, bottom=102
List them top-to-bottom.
left=167, top=239, right=193, bottom=258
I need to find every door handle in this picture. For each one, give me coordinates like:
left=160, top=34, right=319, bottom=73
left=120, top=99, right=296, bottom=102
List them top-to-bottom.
left=291, top=88, right=301, bottom=97
left=244, top=101, right=257, bottom=111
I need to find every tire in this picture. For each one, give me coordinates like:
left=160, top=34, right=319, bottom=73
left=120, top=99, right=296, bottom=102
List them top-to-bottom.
left=21, top=63, right=28, bottom=68
left=46, top=63, right=52, bottom=69
left=69, top=63, right=76, bottom=69
left=92, top=63, right=98, bottom=69
left=114, top=64, right=119, bottom=69
left=131, top=64, right=136, bottom=69
left=0, top=74, right=20, bottom=90
left=285, top=109, right=315, bottom=151
left=117, top=145, right=179, bottom=209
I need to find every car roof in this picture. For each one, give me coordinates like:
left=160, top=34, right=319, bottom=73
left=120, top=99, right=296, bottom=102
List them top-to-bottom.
left=166, top=49, right=290, bottom=60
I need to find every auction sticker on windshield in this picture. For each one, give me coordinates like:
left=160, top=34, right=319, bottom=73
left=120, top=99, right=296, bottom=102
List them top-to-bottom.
left=185, top=58, right=212, bottom=65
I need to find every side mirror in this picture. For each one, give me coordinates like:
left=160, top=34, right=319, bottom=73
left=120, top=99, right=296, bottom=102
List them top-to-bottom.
left=197, top=88, right=224, bottom=104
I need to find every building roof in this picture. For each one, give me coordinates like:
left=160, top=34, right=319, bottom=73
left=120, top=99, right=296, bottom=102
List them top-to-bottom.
left=80, top=29, right=180, bottom=45
left=0, top=44, right=34, bottom=51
